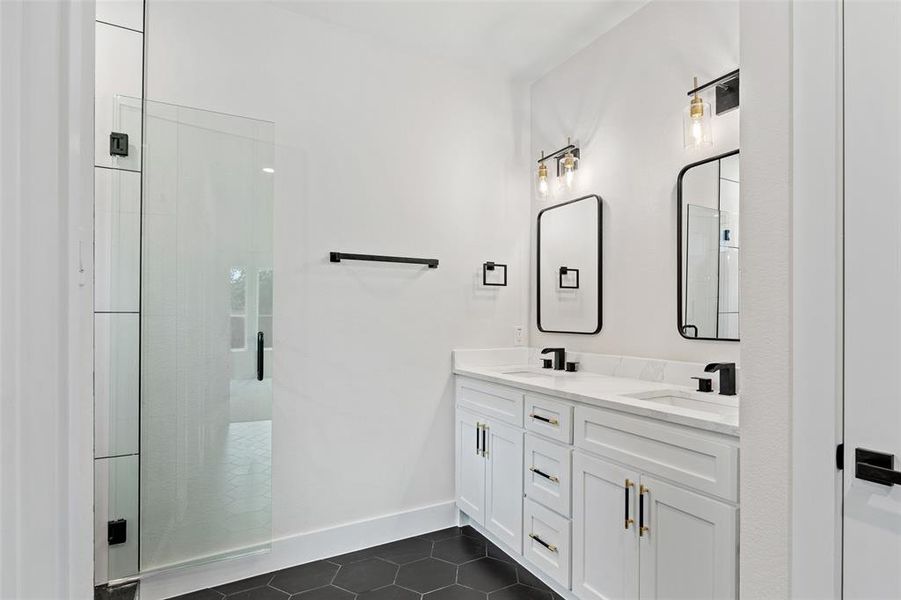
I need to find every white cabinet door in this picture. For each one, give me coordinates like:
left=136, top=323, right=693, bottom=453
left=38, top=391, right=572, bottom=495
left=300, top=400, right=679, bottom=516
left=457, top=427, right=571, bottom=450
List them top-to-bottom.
left=456, top=409, right=486, bottom=525
left=485, top=419, right=524, bottom=553
left=572, top=451, right=639, bottom=600
left=638, top=476, right=737, bottom=600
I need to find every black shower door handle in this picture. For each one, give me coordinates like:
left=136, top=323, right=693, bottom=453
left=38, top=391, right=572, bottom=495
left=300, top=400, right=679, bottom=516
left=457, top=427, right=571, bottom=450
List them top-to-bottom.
left=257, top=331, right=264, bottom=381
left=856, top=448, right=901, bottom=486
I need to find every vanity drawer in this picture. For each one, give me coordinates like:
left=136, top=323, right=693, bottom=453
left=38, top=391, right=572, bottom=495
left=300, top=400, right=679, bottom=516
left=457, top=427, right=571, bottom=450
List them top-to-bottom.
left=456, top=377, right=523, bottom=427
left=524, top=393, right=573, bottom=444
left=574, top=405, right=738, bottom=502
left=524, top=434, right=572, bottom=517
left=523, top=498, right=571, bottom=589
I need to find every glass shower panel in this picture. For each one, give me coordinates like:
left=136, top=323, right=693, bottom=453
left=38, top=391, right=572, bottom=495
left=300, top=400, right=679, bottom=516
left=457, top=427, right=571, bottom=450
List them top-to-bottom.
left=141, top=100, right=274, bottom=571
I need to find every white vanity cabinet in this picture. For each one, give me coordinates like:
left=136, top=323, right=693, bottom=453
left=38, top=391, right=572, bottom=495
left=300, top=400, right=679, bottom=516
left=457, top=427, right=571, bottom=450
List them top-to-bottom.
left=454, top=374, right=739, bottom=600
left=454, top=379, right=524, bottom=554
left=571, top=405, right=738, bottom=600
left=571, top=453, right=737, bottom=600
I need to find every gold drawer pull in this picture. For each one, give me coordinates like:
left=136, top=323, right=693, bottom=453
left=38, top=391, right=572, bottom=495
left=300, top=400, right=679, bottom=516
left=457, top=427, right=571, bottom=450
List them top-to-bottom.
left=529, top=413, right=559, bottom=426
left=529, top=466, right=560, bottom=483
left=624, top=479, right=635, bottom=529
left=639, top=484, right=650, bottom=536
left=529, top=533, right=558, bottom=553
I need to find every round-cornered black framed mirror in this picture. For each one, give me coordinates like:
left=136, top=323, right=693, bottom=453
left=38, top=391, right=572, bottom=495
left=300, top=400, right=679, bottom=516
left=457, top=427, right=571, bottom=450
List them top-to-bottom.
left=677, top=149, right=740, bottom=342
left=537, top=194, right=602, bottom=335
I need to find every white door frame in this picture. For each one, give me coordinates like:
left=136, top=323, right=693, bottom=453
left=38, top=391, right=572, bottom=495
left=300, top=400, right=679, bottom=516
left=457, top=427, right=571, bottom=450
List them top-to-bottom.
left=791, top=0, right=843, bottom=597
left=0, top=1, right=95, bottom=598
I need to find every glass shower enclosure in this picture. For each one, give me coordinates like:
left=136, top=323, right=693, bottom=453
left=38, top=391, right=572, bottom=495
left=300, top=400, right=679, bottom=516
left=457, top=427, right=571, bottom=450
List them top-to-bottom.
left=139, top=100, right=274, bottom=571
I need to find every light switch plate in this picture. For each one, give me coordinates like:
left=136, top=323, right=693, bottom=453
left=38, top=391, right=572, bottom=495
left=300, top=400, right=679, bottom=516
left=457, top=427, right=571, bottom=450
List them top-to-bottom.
left=513, top=326, right=525, bottom=346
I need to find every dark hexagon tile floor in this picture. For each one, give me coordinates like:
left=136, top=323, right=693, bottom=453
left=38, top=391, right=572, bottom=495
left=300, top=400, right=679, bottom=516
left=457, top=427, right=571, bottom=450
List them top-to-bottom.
left=167, top=527, right=563, bottom=600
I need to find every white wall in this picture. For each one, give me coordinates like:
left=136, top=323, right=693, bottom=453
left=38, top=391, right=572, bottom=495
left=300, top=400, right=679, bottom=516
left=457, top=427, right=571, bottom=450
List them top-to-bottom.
left=0, top=0, right=95, bottom=598
left=144, top=0, right=529, bottom=548
left=529, top=1, right=740, bottom=365
left=739, top=1, right=792, bottom=597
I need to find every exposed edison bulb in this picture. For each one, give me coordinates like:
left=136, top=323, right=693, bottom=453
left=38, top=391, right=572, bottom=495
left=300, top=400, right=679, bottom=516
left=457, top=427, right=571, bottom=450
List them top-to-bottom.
left=683, top=76, right=713, bottom=149
left=561, top=148, right=577, bottom=190
left=537, top=150, right=549, bottom=196
left=538, top=160, right=549, bottom=196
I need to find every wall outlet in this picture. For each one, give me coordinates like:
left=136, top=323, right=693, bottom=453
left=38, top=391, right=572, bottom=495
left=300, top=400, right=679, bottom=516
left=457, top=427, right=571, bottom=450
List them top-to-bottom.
left=513, top=326, right=525, bottom=346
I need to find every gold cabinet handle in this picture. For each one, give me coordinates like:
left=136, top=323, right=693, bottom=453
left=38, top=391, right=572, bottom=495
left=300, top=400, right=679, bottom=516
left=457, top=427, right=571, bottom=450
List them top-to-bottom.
left=529, top=413, right=559, bottom=426
left=529, top=466, right=560, bottom=483
left=624, top=479, right=635, bottom=529
left=639, top=484, right=649, bottom=536
left=528, top=533, right=558, bottom=553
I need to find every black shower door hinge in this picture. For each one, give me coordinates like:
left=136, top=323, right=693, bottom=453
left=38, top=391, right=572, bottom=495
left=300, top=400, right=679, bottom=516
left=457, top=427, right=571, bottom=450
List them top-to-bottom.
left=109, top=132, right=129, bottom=157
left=836, top=443, right=844, bottom=470
left=108, top=519, right=127, bottom=545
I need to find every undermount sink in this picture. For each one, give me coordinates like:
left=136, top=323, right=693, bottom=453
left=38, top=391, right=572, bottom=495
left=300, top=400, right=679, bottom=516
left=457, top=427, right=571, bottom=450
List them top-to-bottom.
left=499, top=368, right=593, bottom=383
left=501, top=369, right=555, bottom=378
left=624, top=390, right=737, bottom=415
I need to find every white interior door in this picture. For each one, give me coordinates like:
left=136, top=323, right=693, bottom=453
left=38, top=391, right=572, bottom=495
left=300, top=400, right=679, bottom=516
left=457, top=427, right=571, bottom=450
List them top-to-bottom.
left=844, top=2, right=901, bottom=597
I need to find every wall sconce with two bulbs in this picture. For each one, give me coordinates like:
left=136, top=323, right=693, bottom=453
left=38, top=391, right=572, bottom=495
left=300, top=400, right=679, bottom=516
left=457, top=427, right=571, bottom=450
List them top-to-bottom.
left=537, top=137, right=580, bottom=197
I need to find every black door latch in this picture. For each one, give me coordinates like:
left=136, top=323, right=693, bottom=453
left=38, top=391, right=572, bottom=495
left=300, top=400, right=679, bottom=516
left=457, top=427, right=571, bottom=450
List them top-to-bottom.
left=855, top=448, right=901, bottom=486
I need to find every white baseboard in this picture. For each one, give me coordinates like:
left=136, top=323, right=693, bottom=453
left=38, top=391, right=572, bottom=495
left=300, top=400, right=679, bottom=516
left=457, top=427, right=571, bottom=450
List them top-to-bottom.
left=139, top=500, right=458, bottom=600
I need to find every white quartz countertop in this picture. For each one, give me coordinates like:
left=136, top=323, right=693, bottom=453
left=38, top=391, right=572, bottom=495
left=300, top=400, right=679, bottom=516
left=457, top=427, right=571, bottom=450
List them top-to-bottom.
left=454, top=363, right=739, bottom=436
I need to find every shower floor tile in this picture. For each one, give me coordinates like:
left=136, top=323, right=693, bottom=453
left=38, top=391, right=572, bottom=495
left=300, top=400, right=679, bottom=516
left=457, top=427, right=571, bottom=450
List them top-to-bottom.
left=168, top=527, right=562, bottom=599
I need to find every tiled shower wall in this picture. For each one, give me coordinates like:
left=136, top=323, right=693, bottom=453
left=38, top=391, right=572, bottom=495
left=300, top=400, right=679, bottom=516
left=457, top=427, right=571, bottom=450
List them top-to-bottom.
left=94, top=0, right=145, bottom=585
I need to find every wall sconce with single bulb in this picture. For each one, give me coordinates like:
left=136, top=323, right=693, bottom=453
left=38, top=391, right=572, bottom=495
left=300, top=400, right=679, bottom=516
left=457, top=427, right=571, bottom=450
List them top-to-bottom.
left=682, top=69, right=740, bottom=150
left=684, top=76, right=713, bottom=149
left=536, top=138, right=580, bottom=196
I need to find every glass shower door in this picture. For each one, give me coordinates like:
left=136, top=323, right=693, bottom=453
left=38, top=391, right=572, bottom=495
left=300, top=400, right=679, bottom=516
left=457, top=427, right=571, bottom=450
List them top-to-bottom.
left=141, top=100, right=274, bottom=571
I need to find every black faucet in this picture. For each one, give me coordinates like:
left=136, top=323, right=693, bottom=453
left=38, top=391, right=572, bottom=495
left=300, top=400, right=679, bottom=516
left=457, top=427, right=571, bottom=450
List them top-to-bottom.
left=541, top=348, right=566, bottom=371
left=704, top=363, right=737, bottom=396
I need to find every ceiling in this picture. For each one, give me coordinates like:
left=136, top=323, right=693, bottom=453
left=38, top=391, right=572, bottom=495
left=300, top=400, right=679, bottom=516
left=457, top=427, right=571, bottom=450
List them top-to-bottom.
left=271, top=1, right=648, bottom=82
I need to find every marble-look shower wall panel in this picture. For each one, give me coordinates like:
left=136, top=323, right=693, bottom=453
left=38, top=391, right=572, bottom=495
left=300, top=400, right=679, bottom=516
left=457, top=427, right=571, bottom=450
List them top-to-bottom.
left=96, top=0, right=144, bottom=31
left=94, top=3, right=144, bottom=587
left=95, top=22, right=143, bottom=170
left=95, top=168, right=141, bottom=312
left=95, top=313, right=139, bottom=458
left=94, top=455, right=139, bottom=584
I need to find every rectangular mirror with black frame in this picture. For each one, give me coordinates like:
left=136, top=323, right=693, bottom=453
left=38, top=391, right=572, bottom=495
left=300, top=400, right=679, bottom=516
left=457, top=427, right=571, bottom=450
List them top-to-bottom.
left=677, top=149, right=740, bottom=341
left=537, top=194, right=602, bottom=334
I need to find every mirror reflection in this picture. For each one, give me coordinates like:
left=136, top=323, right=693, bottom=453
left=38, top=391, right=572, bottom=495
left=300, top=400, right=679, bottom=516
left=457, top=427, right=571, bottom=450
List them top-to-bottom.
left=678, top=150, right=740, bottom=341
left=537, top=194, right=602, bottom=334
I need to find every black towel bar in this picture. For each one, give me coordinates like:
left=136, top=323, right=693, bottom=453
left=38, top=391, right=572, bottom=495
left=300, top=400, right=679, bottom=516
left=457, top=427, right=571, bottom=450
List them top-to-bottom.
left=329, top=252, right=438, bottom=268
